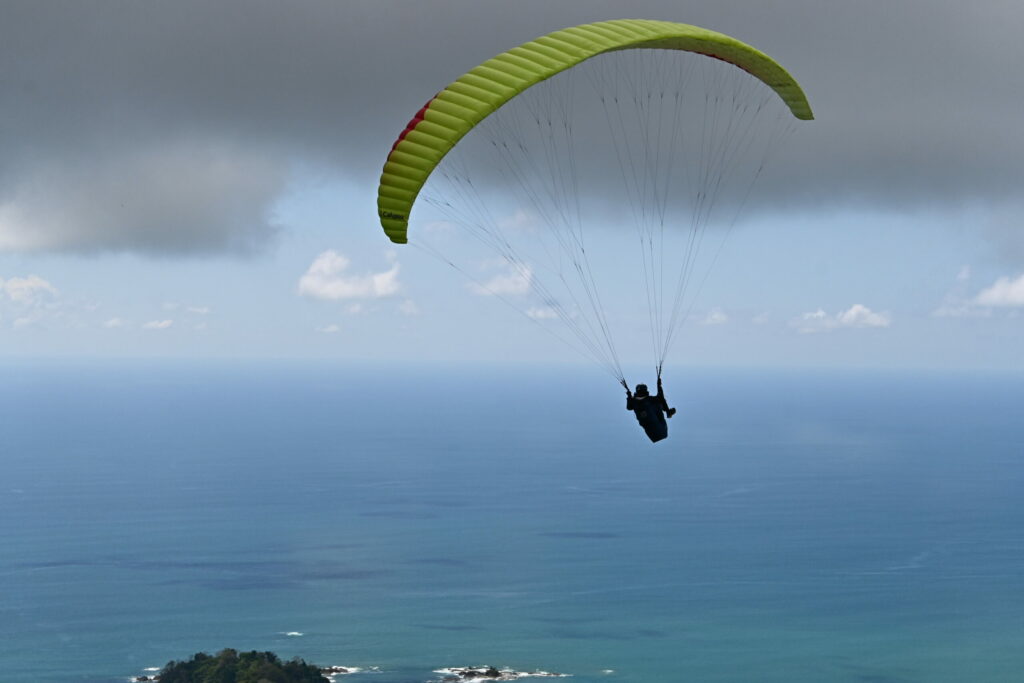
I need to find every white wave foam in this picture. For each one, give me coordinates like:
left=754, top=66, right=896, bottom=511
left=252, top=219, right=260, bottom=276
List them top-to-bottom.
left=886, top=549, right=936, bottom=572
left=322, top=665, right=380, bottom=680
left=434, top=665, right=570, bottom=681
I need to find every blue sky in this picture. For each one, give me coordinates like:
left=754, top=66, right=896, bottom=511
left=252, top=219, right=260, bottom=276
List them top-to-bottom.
left=2, top=1, right=1022, bottom=373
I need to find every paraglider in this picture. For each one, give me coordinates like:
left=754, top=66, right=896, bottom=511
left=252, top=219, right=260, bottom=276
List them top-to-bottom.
left=376, top=19, right=812, bottom=441
left=626, top=377, right=677, bottom=443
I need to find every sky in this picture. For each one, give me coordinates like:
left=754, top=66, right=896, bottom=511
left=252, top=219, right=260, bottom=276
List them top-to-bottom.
left=1, top=0, right=1022, bottom=373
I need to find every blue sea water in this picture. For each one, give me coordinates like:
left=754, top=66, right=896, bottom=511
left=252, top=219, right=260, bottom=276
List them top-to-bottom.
left=1, top=361, right=1023, bottom=683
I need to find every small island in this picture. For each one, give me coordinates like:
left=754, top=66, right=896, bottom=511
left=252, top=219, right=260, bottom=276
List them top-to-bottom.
left=134, top=649, right=339, bottom=683
left=132, top=650, right=566, bottom=683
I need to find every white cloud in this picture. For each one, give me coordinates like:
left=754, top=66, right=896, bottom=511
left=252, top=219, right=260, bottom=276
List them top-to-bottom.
left=299, top=250, right=401, bottom=301
left=469, top=263, right=532, bottom=296
left=933, top=265, right=987, bottom=317
left=934, top=269, right=1024, bottom=316
left=975, top=273, right=1024, bottom=307
left=1, top=275, right=57, bottom=304
left=1, top=275, right=60, bottom=329
left=399, top=299, right=420, bottom=315
left=346, top=303, right=363, bottom=314
left=793, top=304, right=891, bottom=333
left=837, top=304, right=890, bottom=327
left=186, top=306, right=210, bottom=315
left=526, top=306, right=557, bottom=320
left=699, top=308, right=728, bottom=326
left=794, top=309, right=830, bottom=333
left=752, top=311, right=771, bottom=325
left=104, top=317, right=126, bottom=328
left=142, top=319, right=173, bottom=330
left=317, top=324, right=340, bottom=333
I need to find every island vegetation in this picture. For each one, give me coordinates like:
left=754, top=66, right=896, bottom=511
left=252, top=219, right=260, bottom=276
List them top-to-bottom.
left=137, top=649, right=331, bottom=683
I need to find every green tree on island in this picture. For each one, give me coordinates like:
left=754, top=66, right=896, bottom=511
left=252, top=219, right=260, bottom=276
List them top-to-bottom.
left=156, top=649, right=328, bottom=683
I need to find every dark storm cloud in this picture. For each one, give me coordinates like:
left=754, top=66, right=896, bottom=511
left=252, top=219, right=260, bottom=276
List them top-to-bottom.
left=2, top=1, right=1021, bottom=254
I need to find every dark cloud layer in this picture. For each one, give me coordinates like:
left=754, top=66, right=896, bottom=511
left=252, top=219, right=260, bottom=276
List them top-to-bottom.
left=2, top=1, right=1022, bottom=254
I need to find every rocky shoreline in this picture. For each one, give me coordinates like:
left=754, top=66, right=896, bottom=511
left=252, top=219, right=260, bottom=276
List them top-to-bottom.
left=132, top=662, right=566, bottom=682
left=132, top=664, right=366, bottom=682
left=435, top=666, right=569, bottom=681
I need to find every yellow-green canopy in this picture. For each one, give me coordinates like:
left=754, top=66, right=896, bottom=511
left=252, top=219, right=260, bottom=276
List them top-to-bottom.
left=377, top=19, right=813, bottom=244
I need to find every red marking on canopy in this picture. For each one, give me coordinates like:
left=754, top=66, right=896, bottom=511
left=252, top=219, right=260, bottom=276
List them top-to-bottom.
left=390, top=93, right=439, bottom=155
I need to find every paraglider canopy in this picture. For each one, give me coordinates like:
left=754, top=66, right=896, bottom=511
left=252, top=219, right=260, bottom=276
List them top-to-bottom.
left=377, top=19, right=812, bottom=243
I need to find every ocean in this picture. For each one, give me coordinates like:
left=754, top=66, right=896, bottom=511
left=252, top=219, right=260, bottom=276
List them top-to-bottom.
left=1, top=361, right=1022, bottom=682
